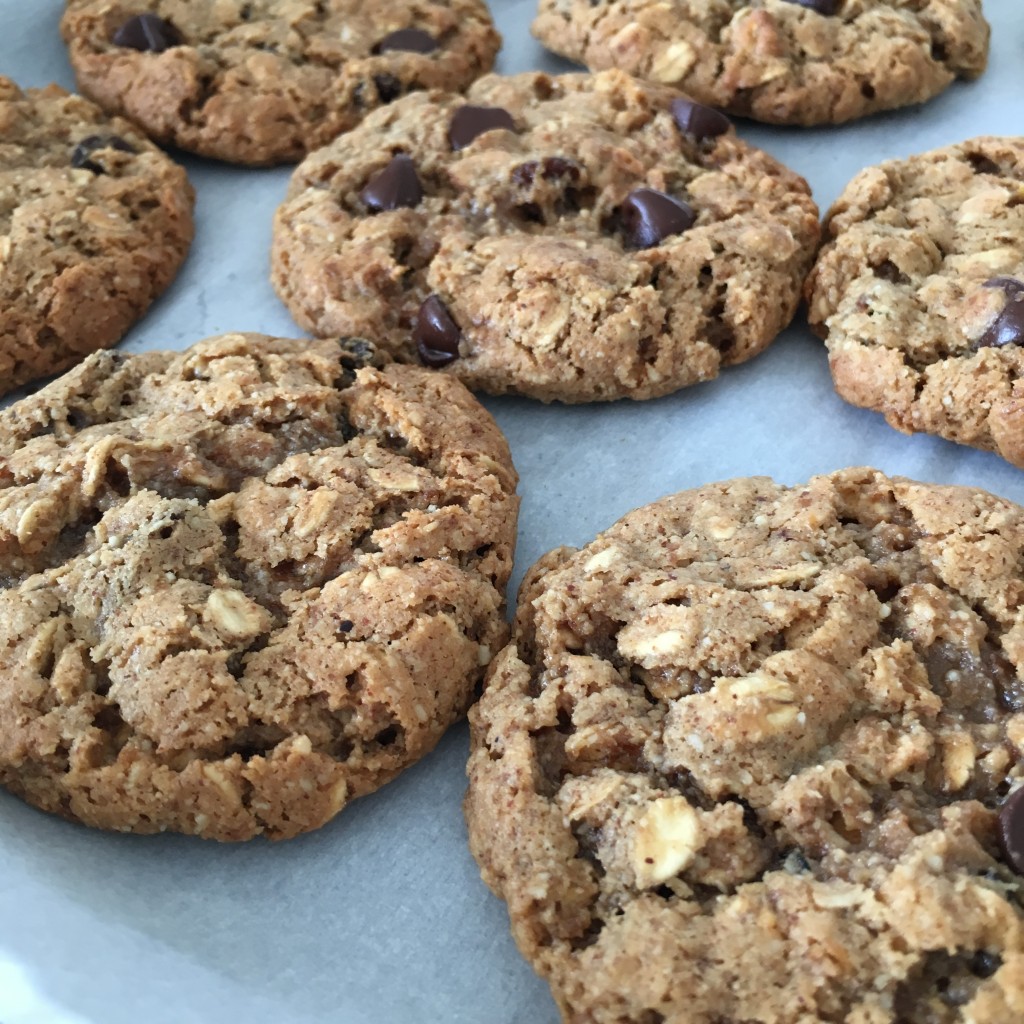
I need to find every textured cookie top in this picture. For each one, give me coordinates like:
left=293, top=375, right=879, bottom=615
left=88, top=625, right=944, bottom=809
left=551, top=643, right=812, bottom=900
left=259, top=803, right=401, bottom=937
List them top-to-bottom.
left=60, top=0, right=501, bottom=165
left=533, top=0, right=989, bottom=126
left=272, top=70, right=820, bottom=403
left=0, top=77, right=193, bottom=396
left=806, top=137, right=1024, bottom=467
left=0, top=334, right=519, bottom=840
left=466, top=468, right=1024, bottom=1023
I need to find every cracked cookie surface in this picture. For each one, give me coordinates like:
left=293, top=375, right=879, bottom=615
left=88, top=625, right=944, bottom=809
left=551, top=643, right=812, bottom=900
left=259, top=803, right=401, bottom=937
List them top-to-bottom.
left=60, top=0, right=500, bottom=165
left=532, top=0, right=989, bottom=126
left=272, top=70, right=819, bottom=403
left=0, top=77, right=193, bottom=397
left=806, top=137, right=1024, bottom=468
left=0, top=333, right=519, bottom=840
left=466, top=468, right=1024, bottom=1023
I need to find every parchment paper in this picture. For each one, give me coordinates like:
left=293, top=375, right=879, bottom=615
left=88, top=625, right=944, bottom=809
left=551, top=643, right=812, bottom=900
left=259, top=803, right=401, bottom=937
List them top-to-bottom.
left=1, top=2, right=1023, bottom=1021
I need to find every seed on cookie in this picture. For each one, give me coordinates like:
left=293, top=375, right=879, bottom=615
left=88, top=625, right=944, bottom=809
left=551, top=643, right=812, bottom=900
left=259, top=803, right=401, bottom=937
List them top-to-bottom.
left=112, top=13, right=183, bottom=53
left=448, top=104, right=516, bottom=150
left=360, top=154, right=424, bottom=212
left=619, top=188, right=696, bottom=250
left=414, top=295, right=462, bottom=366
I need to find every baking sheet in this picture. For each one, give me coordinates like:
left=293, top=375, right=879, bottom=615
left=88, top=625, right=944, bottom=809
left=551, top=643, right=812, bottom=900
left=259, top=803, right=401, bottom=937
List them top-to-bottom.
left=1, top=2, right=1023, bottom=1021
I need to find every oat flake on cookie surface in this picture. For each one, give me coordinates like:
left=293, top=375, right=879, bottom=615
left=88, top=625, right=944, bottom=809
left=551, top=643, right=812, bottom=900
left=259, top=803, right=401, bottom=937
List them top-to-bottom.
left=60, top=0, right=501, bottom=165
left=532, top=0, right=990, bottom=127
left=272, top=70, right=820, bottom=403
left=806, top=136, right=1024, bottom=469
left=0, top=333, right=518, bottom=840
left=466, top=467, right=1024, bottom=1023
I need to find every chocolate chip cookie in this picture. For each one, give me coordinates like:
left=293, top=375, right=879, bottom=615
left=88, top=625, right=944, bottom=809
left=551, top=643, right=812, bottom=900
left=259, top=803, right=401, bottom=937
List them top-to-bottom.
left=60, top=0, right=501, bottom=165
left=532, top=0, right=990, bottom=126
left=272, top=70, right=820, bottom=403
left=0, top=77, right=193, bottom=398
left=806, top=137, right=1024, bottom=467
left=0, top=333, right=519, bottom=840
left=466, top=468, right=1024, bottom=1023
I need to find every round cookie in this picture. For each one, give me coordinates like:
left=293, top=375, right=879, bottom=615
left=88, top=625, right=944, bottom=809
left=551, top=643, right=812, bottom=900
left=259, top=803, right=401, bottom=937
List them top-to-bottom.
left=60, top=0, right=501, bottom=165
left=532, top=0, right=990, bottom=127
left=272, top=70, right=820, bottom=403
left=0, top=77, right=193, bottom=398
left=806, top=137, right=1024, bottom=468
left=0, top=333, right=519, bottom=841
left=466, top=468, right=1024, bottom=1023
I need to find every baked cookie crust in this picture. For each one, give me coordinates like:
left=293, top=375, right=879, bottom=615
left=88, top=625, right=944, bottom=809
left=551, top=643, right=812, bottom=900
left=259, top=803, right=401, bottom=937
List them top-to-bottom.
left=60, top=0, right=501, bottom=165
left=532, top=0, right=990, bottom=126
left=272, top=70, right=820, bottom=403
left=806, top=136, right=1024, bottom=467
left=0, top=333, right=519, bottom=840
left=467, top=467, right=1024, bottom=1023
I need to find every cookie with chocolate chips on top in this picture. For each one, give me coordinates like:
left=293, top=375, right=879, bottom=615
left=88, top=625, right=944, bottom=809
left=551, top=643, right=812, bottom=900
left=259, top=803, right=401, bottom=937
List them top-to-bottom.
left=60, top=0, right=500, bottom=165
left=532, top=0, right=990, bottom=126
left=272, top=70, right=820, bottom=403
left=0, top=76, right=193, bottom=397
left=806, top=136, right=1024, bottom=467
left=0, top=333, right=519, bottom=840
left=466, top=467, right=1024, bottom=1024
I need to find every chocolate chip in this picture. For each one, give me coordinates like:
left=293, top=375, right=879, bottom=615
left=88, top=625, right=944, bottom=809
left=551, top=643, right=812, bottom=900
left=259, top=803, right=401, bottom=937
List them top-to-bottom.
left=783, top=0, right=842, bottom=13
left=112, top=13, right=183, bottom=52
left=374, top=28, right=438, bottom=54
left=373, top=73, right=404, bottom=103
left=670, top=98, right=731, bottom=141
left=448, top=106, right=516, bottom=151
left=71, top=134, right=136, bottom=174
left=359, top=154, right=423, bottom=213
left=511, top=157, right=581, bottom=188
left=620, top=188, right=696, bottom=249
left=977, top=278, right=1024, bottom=348
left=414, top=295, right=461, bottom=367
left=338, top=619, right=355, bottom=633
left=998, top=787, right=1024, bottom=873
left=970, top=951, right=1002, bottom=979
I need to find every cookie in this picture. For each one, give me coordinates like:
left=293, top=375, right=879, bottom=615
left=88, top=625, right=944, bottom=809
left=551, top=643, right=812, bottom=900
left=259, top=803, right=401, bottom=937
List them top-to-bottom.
left=60, top=0, right=501, bottom=165
left=532, top=0, right=990, bottom=127
left=271, top=70, right=820, bottom=403
left=0, top=77, right=193, bottom=398
left=806, top=137, right=1024, bottom=467
left=0, top=333, right=519, bottom=841
left=466, top=467, right=1024, bottom=1023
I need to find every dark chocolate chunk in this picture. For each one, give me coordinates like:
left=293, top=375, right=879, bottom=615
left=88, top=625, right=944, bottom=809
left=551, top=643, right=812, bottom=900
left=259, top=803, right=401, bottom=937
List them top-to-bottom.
left=783, top=0, right=842, bottom=13
left=112, top=13, right=183, bottom=53
left=374, top=28, right=438, bottom=54
left=373, top=73, right=404, bottom=103
left=670, top=98, right=731, bottom=141
left=449, top=106, right=516, bottom=151
left=71, top=134, right=136, bottom=174
left=360, top=154, right=423, bottom=213
left=511, top=157, right=581, bottom=188
left=620, top=188, right=696, bottom=249
left=978, top=278, right=1024, bottom=348
left=414, top=295, right=461, bottom=367
left=338, top=619, right=355, bottom=633
left=998, top=787, right=1024, bottom=873
left=970, top=951, right=1002, bottom=979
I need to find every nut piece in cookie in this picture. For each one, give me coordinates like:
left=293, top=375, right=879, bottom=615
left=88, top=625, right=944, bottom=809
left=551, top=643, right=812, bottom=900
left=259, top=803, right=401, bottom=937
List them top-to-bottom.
left=60, top=0, right=501, bottom=165
left=532, top=0, right=990, bottom=126
left=272, top=70, right=820, bottom=403
left=0, top=77, right=194, bottom=397
left=806, top=136, right=1024, bottom=467
left=0, top=333, right=519, bottom=840
left=466, top=468, right=1024, bottom=1022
